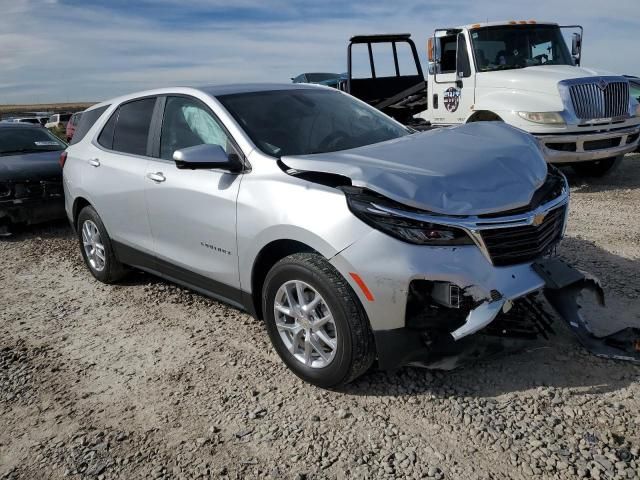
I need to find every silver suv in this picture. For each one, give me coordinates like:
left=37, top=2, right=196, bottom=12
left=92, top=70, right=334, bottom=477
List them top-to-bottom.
left=63, top=84, right=605, bottom=387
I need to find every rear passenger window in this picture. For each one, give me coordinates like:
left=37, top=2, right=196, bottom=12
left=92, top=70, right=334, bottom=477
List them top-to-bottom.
left=112, top=98, right=156, bottom=156
left=70, top=105, right=109, bottom=145
left=97, top=109, right=118, bottom=149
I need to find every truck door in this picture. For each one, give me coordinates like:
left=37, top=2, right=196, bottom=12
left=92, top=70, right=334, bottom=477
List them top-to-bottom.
left=427, top=32, right=475, bottom=125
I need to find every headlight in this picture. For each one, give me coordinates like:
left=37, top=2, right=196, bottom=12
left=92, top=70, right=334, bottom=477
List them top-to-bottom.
left=517, top=111, right=565, bottom=125
left=343, top=188, right=474, bottom=246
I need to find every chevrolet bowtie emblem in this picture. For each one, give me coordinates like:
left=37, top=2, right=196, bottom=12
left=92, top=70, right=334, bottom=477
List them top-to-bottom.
left=597, top=78, right=608, bottom=91
left=532, top=213, right=547, bottom=227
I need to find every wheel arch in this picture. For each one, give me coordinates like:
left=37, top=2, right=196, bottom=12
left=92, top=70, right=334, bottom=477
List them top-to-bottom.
left=466, top=110, right=504, bottom=122
left=72, top=197, right=93, bottom=229
left=250, top=239, right=318, bottom=320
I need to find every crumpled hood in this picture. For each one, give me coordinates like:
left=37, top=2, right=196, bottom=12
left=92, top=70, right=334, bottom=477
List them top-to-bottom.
left=476, top=65, right=622, bottom=95
left=281, top=122, right=548, bottom=216
left=0, top=150, right=62, bottom=182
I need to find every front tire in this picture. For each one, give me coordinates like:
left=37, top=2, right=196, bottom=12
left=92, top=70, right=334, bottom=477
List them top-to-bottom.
left=571, top=156, right=622, bottom=177
left=77, top=206, right=127, bottom=284
left=262, top=253, right=375, bottom=388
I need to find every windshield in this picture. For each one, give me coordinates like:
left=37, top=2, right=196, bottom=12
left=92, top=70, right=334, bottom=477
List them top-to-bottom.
left=471, top=24, right=573, bottom=72
left=306, top=73, right=340, bottom=82
left=629, top=80, right=640, bottom=102
left=218, top=89, right=410, bottom=156
left=0, top=127, right=66, bottom=156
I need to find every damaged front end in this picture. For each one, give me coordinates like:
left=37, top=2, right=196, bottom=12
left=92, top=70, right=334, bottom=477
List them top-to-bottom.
left=326, top=170, right=639, bottom=370
left=0, top=178, right=65, bottom=235
left=376, top=258, right=640, bottom=371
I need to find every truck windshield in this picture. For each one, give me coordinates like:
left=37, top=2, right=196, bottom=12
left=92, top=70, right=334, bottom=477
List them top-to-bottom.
left=470, top=24, right=573, bottom=72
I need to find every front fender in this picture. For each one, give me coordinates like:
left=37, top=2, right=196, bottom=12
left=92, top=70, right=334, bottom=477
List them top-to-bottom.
left=474, top=88, right=564, bottom=114
left=470, top=89, right=565, bottom=127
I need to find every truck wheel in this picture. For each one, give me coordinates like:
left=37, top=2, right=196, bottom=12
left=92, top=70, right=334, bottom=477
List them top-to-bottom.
left=571, top=156, right=622, bottom=177
left=77, top=206, right=127, bottom=284
left=262, top=253, right=375, bottom=388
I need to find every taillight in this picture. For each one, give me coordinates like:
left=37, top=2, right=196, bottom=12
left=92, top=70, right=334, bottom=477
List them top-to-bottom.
left=59, top=151, right=68, bottom=168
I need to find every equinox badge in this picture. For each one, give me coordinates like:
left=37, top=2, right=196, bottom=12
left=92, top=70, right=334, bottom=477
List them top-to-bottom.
left=532, top=212, right=547, bottom=227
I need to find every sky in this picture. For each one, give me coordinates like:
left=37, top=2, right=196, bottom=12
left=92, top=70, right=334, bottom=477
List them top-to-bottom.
left=1, top=0, right=638, bottom=104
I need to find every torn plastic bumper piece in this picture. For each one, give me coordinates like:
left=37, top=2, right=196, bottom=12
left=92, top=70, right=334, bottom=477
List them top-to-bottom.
left=534, top=258, right=640, bottom=364
left=450, top=298, right=506, bottom=341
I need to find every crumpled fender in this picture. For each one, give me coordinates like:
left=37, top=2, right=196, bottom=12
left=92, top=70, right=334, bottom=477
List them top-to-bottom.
left=534, top=258, right=640, bottom=363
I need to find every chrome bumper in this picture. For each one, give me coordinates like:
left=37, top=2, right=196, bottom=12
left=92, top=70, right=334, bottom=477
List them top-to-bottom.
left=536, top=125, right=640, bottom=163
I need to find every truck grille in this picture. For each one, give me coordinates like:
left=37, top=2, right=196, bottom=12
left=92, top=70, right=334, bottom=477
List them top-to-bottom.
left=569, top=81, right=629, bottom=120
left=480, top=206, right=566, bottom=267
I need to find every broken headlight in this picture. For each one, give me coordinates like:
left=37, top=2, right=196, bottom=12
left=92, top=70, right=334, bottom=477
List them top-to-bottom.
left=0, top=182, right=12, bottom=199
left=343, top=188, right=473, bottom=246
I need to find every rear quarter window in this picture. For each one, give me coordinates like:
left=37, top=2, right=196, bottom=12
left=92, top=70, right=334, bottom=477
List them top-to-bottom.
left=70, top=105, right=109, bottom=145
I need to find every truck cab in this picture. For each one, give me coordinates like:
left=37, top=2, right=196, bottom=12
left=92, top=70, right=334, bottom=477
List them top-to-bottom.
left=421, top=21, right=640, bottom=175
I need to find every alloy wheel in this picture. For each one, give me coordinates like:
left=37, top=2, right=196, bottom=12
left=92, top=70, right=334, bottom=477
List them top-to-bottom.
left=81, top=220, right=106, bottom=272
left=273, top=280, right=338, bottom=368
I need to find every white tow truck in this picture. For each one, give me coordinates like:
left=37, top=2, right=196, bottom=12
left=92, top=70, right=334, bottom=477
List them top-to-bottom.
left=340, top=22, right=640, bottom=176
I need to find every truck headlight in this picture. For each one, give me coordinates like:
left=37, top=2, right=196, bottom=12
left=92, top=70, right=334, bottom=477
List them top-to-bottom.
left=517, top=111, right=565, bottom=125
left=343, top=188, right=474, bottom=246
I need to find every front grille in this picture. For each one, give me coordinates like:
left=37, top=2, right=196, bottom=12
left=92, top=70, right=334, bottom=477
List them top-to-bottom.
left=569, top=81, right=629, bottom=120
left=480, top=206, right=566, bottom=267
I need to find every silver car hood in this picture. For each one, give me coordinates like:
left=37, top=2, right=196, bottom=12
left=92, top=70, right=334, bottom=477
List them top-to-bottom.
left=281, top=122, right=548, bottom=216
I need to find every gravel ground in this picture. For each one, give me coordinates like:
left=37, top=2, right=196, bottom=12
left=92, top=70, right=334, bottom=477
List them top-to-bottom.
left=1, top=154, right=639, bottom=480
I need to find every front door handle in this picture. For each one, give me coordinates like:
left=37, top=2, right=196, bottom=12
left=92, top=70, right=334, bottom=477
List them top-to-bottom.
left=88, top=158, right=100, bottom=167
left=147, top=172, right=166, bottom=183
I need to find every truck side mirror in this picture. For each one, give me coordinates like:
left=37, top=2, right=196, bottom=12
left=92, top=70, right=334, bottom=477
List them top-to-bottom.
left=571, top=32, right=582, bottom=65
left=455, top=33, right=471, bottom=84
left=427, top=37, right=435, bottom=62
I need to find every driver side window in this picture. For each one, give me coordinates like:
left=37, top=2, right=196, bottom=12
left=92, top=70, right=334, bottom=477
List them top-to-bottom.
left=160, top=96, right=234, bottom=161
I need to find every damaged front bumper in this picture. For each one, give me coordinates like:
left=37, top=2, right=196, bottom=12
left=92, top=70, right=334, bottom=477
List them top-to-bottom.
left=0, top=196, right=66, bottom=234
left=331, top=231, right=640, bottom=371
left=376, top=258, right=639, bottom=370
left=535, top=259, right=640, bottom=364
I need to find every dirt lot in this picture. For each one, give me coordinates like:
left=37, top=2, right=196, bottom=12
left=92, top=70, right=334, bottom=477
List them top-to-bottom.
left=1, top=155, right=639, bottom=480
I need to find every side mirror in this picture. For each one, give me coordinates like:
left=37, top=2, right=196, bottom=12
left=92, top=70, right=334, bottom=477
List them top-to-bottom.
left=455, top=33, right=470, bottom=83
left=571, top=33, right=582, bottom=65
left=428, top=36, right=441, bottom=64
left=173, top=143, right=243, bottom=173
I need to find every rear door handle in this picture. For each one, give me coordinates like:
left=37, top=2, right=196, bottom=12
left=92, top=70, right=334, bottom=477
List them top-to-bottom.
left=88, top=158, right=100, bottom=167
left=147, top=172, right=166, bottom=183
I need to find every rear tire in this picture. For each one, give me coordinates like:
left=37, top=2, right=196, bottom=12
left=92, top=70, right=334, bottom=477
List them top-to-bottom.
left=571, top=156, right=622, bottom=177
left=77, top=206, right=127, bottom=284
left=262, top=253, right=375, bottom=388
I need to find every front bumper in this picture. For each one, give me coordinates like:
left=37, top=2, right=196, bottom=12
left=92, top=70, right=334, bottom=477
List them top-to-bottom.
left=536, top=125, right=640, bottom=163
left=0, top=196, right=66, bottom=227
left=331, top=231, right=640, bottom=370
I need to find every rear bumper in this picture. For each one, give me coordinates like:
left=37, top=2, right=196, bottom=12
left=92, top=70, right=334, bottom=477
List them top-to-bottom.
left=536, top=125, right=640, bottom=163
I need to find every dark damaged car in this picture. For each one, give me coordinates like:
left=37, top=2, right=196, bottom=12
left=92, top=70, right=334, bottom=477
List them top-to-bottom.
left=63, top=84, right=639, bottom=387
left=0, top=123, right=67, bottom=235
